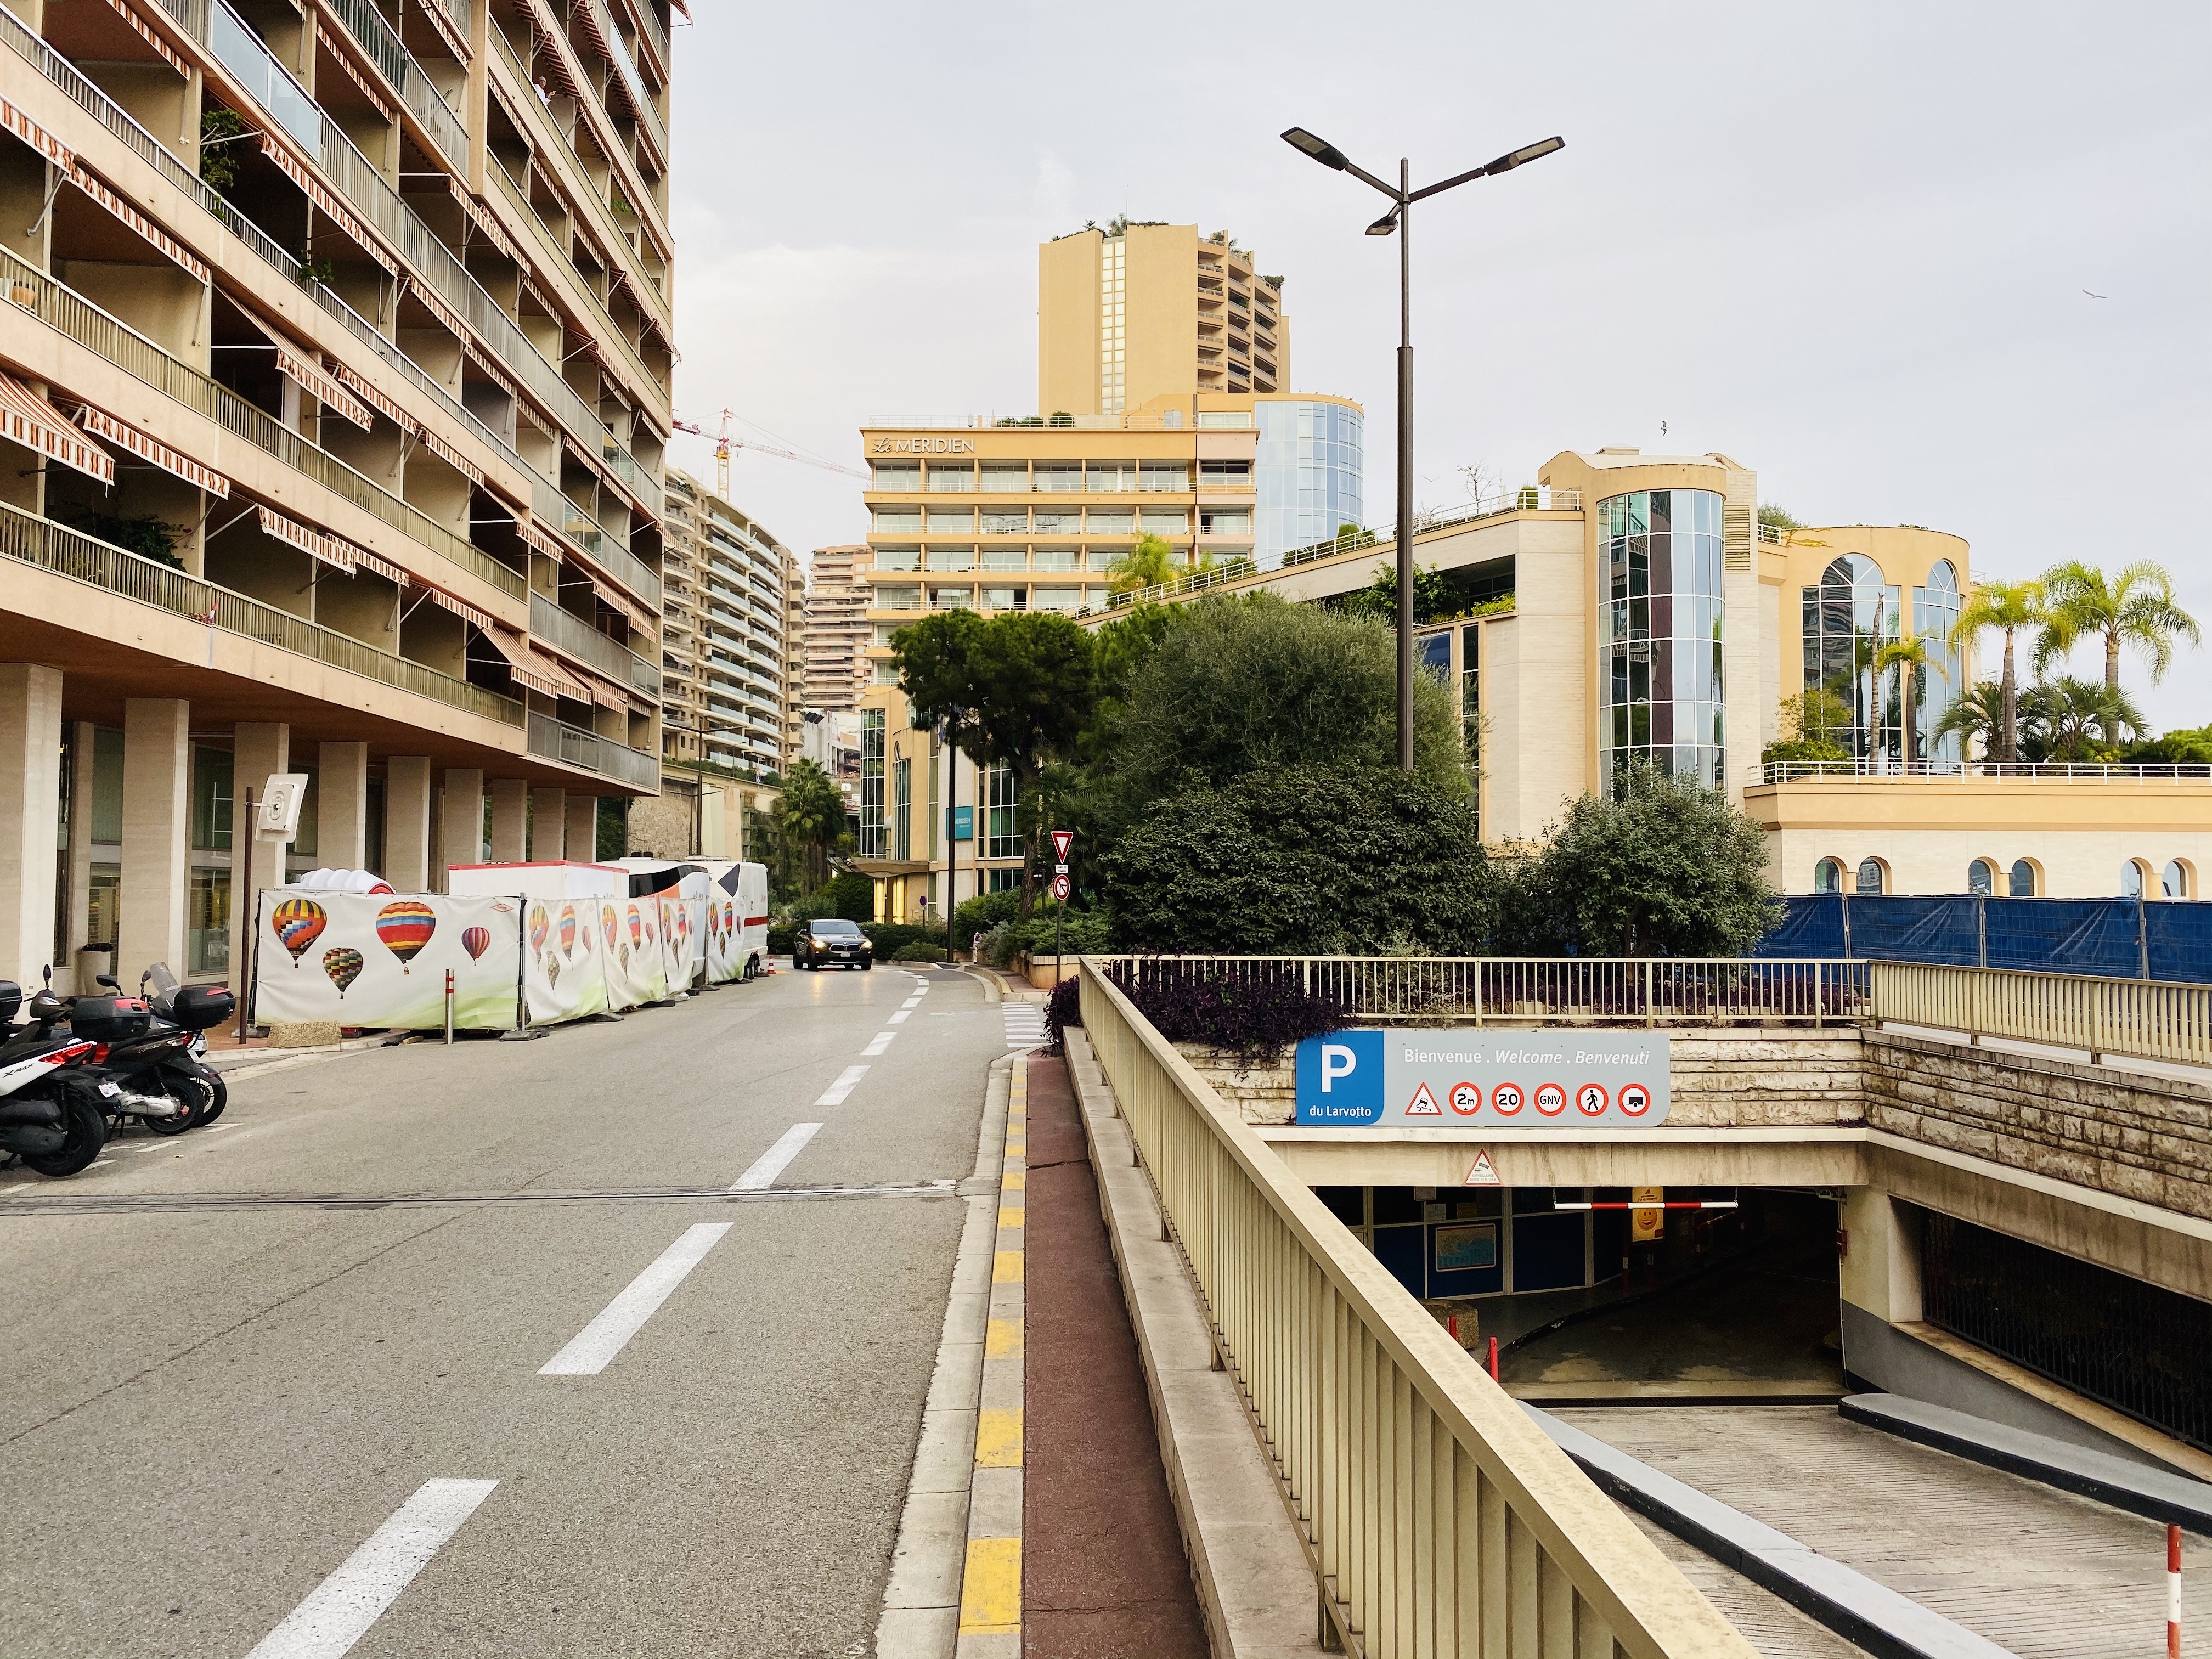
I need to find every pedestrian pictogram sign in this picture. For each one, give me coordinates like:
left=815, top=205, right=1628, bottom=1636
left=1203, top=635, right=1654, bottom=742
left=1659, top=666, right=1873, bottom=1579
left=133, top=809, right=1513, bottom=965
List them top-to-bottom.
left=1052, top=830, right=1074, bottom=861
left=1406, top=1082, right=1443, bottom=1116
left=1575, top=1083, right=1608, bottom=1116
left=1463, top=1149, right=1501, bottom=1186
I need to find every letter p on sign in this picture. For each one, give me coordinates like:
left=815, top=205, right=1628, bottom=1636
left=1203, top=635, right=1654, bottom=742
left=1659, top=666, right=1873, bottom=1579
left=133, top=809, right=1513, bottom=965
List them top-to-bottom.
left=1320, top=1043, right=1357, bottom=1092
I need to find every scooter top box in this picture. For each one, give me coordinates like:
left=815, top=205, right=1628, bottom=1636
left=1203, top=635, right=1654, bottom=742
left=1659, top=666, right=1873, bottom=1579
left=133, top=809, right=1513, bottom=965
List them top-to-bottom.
left=167, top=986, right=235, bottom=1032
left=69, top=995, right=153, bottom=1042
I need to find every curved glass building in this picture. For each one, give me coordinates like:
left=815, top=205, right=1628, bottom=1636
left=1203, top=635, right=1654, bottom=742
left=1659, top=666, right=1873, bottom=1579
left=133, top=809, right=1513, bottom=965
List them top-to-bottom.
left=1255, top=398, right=1363, bottom=564
left=1598, top=486, right=1728, bottom=787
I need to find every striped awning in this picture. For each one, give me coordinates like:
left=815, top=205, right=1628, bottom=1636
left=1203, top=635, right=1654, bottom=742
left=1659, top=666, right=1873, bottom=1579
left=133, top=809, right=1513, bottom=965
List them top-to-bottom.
left=98, top=0, right=188, bottom=76
left=414, top=0, right=470, bottom=62
left=314, top=20, right=394, bottom=121
left=0, top=98, right=71, bottom=167
left=257, top=136, right=397, bottom=274
left=65, top=166, right=208, bottom=281
left=445, top=179, right=519, bottom=263
left=402, top=273, right=469, bottom=345
left=274, top=347, right=374, bottom=430
left=326, top=359, right=415, bottom=432
left=0, top=372, right=112, bottom=483
left=514, top=394, right=558, bottom=439
left=75, top=404, right=229, bottom=496
left=413, top=423, right=485, bottom=487
left=258, top=505, right=356, bottom=572
left=515, top=517, right=565, bottom=561
left=352, top=544, right=408, bottom=584
left=422, top=585, right=498, bottom=632
left=481, top=624, right=587, bottom=699
left=577, top=672, right=630, bottom=714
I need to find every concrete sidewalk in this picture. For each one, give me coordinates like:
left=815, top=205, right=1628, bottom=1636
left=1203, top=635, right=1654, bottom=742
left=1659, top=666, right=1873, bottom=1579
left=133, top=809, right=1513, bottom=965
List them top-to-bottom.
left=1021, top=1052, right=1209, bottom=1657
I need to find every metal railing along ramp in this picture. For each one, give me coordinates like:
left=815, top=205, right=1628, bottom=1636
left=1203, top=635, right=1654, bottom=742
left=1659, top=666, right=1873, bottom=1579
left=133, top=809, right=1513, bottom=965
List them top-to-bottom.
left=1079, top=961, right=1757, bottom=1658
left=1871, top=961, right=2212, bottom=1069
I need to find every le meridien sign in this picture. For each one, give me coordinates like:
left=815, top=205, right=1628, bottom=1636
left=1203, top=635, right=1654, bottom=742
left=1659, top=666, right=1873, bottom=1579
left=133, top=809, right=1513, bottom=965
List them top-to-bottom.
left=872, top=437, right=976, bottom=454
left=1294, top=1030, right=1671, bottom=1127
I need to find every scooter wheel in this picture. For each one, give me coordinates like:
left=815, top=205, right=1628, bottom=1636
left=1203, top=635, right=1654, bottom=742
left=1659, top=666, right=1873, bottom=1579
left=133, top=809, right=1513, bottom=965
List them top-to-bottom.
left=189, top=1070, right=227, bottom=1127
left=143, top=1073, right=205, bottom=1136
left=22, top=1092, right=107, bottom=1177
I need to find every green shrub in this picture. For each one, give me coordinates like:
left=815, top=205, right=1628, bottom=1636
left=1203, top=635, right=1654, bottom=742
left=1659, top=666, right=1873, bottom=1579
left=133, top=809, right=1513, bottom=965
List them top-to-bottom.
left=823, top=871, right=874, bottom=922
left=953, top=888, right=1023, bottom=944
left=862, top=922, right=935, bottom=956
left=766, top=923, right=797, bottom=955
left=894, top=941, right=949, bottom=962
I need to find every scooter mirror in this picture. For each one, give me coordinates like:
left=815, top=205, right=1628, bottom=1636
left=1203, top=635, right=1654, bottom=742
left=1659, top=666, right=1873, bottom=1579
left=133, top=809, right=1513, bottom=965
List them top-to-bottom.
left=96, top=974, right=119, bottom=990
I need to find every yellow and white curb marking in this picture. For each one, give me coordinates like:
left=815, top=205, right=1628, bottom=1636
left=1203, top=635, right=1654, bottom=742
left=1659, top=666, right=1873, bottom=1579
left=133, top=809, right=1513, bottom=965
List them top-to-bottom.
left=956, top=1057, right=1025, bottom=1657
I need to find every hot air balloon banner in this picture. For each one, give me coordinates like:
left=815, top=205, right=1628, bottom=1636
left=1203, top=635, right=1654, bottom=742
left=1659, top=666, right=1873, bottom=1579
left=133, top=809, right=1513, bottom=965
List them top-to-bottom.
left=271, top=897, right=328, bottom=966
left=375, top=900, right=437, bottom=973
left=723, top=902, right=736, bottom=935
left=529, top=904, right=549, bottom=955
left=558, top=905, right=577, bottom=957
left=602, top=906, right=618, bottom=950
left=628, top=906, right=643, bottom=947
left=461, top=926, right=491, bottom=966
left=321, top=946, right=364, bottom=998
left=546, top=953, right=561, bottom=991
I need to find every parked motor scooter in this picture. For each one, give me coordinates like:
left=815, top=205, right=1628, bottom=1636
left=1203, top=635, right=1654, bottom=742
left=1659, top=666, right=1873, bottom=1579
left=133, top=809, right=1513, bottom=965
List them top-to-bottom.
left=135, top=963, right=232, bottom=1126
left=68, top=966, right=230, bottom=1136
left=0, top=978, right=110, bottom=1177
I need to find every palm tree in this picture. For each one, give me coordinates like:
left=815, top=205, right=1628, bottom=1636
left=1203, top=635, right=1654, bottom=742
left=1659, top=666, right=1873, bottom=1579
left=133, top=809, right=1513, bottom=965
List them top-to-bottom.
left=1106, top=532, right=1180, bottom=595
left=2034, top=560, right=2201, bottom=745
left=1947, top=578, right=2045, bottom=763
left=1875, top=633, right=1945, bottom=766
left=2032, top=675, right=2148, bottom=761
left=1933, top=680, right=2006, bottom=759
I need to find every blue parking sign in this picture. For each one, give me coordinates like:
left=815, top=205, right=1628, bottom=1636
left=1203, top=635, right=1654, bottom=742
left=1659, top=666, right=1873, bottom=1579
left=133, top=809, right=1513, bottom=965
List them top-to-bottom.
left=1295, top=1030, right=1385, bottom=1124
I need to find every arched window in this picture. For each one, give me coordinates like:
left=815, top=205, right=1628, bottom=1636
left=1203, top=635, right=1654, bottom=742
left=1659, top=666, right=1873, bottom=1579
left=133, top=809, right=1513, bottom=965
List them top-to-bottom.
left=1801, top=555, right=1901, bottom=763
left=1912, top=561, right=1965, bottom=765
left=1814, top=858, right=1843, bottom=894
left=1855, top=858, right=1886, bottom=895
left=1968, top=859, right=1996, bottom=896
left=2123, top=859, right=2154, bottom=899
left=2008, top=860, right=2038, bottom=898
left=2166, top=861, right=2192, bottom=900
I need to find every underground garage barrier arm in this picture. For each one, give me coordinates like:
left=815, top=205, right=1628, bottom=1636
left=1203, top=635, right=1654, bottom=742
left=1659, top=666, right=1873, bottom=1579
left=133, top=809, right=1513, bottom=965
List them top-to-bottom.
left=1075, top=957, right=1758, bottom=1659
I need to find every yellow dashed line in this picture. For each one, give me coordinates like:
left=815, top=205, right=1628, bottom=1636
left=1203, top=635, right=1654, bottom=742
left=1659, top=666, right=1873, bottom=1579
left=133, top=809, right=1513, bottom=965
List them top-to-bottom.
left=992, top=1250, right=1024, bottom=1284
left=984, top=1316, right=1023, bottom=1359
left=974, top=1406, right=1023, bottom=1467
left=958, top=1536, right=1022, bottom=1634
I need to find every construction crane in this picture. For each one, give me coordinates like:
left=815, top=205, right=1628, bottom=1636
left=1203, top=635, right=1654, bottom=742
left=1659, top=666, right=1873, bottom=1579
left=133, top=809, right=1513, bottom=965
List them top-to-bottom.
left=672, top=408, right=865, bottom=496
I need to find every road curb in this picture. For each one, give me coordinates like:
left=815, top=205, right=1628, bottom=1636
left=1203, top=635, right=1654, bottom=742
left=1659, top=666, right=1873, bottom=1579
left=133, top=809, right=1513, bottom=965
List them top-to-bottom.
left=876, top=1053, right=1014, bottom=1659
left=954, top=1054, right=1026, bottom=1657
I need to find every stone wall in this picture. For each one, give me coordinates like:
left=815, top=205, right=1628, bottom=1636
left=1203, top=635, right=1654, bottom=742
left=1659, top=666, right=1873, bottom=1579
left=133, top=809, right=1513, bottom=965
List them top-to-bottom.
left=1176, top=1028, right=1866, bottom=1128
left=1863, top=1029, right=2212, bottom=1223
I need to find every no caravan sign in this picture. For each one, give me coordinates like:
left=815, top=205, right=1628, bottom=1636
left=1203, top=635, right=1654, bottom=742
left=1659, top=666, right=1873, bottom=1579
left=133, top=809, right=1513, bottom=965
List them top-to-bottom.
left=1294, top=1030, right=1671, bottom=1127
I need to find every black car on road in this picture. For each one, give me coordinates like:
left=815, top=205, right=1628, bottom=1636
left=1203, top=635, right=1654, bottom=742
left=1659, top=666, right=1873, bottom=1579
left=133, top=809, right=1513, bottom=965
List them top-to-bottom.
left=795, top=918, right=873, bottom=970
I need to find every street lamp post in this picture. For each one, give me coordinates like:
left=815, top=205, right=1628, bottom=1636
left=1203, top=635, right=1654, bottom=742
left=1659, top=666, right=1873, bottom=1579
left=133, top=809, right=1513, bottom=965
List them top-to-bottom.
left=1280, top=127, right=1564, bottom=771
left=675, top=719, right=755, bottom=857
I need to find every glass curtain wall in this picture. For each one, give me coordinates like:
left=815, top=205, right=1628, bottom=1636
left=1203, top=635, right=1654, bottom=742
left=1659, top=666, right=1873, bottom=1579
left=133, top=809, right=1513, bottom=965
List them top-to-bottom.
left=1255, top=400, right=1364, bottom=563
left=1599, top=489, right=1726, bottom=788
left=1803, top=555, right=1903, bottom=764
left=1913, top=561, right=1965, bottom=765
left=859, top=708, right=885, bottom=857
left=985, top=765, right=1019, bottom=859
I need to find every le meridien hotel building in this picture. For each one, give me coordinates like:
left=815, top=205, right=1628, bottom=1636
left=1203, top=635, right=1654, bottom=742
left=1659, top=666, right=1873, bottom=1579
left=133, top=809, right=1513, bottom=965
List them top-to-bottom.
left=0, top=0, right=675, bottom=996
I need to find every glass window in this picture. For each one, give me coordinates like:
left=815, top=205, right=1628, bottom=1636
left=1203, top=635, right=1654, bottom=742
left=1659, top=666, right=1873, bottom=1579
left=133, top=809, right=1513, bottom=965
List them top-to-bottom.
left=1197, top=411, right=1251, bottom=428
left=871, top=464, right=919, bottom=490
left=926, top=465, right=973, bottom=492
left=980, top=465, right=1029, bottom=493
left=1035, top=465, right=1084, bottom=494
left=1139, top=465, right=1188, bottom=493
left=1599, top=489, right=1726, bottom=789
left=928, top=507, right=975, bottom=535
left=871, top=508, right=922, bottom=532
left=1086, top=509, right=1133, bottom=534
left=1139, top=509, right=1187, bottom=534
left=980, top=510, right=1029, bottom=535
left=1033, top=510, right=1080, bottom=535
left=1200, top=510, right=1251, bottom=535
left=873, top=546, right=922, bottom=571
left=930, top=546, right=975, bottom=572
left=981, top=546, right=1028, bottom=572
left=1034, top=547, right=1081, bottom=572
left=1801, top=554, right=1904, bottom=764
left=1912, top=561, right=1965, bottom=765
left=877, top=585, right=922, bottom=610
left=930, top=586, right=974, bottom=608
left=982, top=586, right=1025, bottom=611
left=1031, top=586, right=1080, bottom=611
left=1460, top=624, right=1481, bottom=800
left=1417, top=631, right=1452, bottom=683
left=859, top=708, right=885, bottom=858
left=90, top=726, right=123, bottom=843
left=190, top=745, right=234, bottom=851
left=894, top=757, right=911, bottom=861
left=985, top=764, right=1019, bottom=858
left=1814, top=859, right=1842, bottom=895
left=1855, top=859, right=1885, bottom=894
left=1968, top=859, right=1995, bottom=896
left=2009, top=860, right=2036, bottom=898
left=2123, top=860, right=2145, bottom=899
left=2165, top=861, right=2190, bottom=900
left=86, top=862, right=120, bottom=947
left=986, top=867, right=1023, bottom=893
left=188, top=868, right=230, bottom=974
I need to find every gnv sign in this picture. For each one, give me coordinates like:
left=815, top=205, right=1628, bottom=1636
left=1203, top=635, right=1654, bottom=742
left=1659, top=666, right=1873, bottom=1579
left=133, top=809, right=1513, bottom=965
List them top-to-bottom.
left=1294, top=1029, right=1669, bottom=1126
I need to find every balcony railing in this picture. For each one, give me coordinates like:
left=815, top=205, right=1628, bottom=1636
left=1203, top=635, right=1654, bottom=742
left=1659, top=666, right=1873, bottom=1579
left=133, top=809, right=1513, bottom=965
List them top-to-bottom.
left=196, top=0, right=659, bottom=518
left=321, top=0, right=465, bottom=166
left=0, top=246, right=526, bottom=603
left=1, top=504, right=522, bottom=727
left=530, top=592, right=660, bottom=696
left=527, top=711, right=658, bottom=787
left=1756, top=760, right=2212, bottom=784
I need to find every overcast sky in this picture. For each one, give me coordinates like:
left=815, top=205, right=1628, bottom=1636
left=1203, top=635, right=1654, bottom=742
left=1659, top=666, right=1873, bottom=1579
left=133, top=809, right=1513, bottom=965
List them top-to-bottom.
left=665, top=2, right=2211, bottom=731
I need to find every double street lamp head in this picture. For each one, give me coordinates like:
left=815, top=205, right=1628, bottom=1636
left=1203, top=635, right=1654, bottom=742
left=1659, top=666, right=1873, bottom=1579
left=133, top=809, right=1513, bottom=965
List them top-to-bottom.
left=1280, top=126, right=1352, bottom=172
left=1279, top=127, right=1566, bottom=211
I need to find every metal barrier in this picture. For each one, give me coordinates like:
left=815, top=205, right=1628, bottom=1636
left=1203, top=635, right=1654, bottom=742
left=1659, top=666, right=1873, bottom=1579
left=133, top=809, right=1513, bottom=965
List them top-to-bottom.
left=1096, top=956, right=1865, bottom=1027
left=1870, top=961, right=2212, bottom=1068
left=1079, top=962, right=1756, bottom=1657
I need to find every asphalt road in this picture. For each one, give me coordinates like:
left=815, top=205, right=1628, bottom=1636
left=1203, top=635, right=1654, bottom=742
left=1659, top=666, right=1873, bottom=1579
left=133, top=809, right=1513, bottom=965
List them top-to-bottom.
left=0, top=962, right=1007, bottom=1658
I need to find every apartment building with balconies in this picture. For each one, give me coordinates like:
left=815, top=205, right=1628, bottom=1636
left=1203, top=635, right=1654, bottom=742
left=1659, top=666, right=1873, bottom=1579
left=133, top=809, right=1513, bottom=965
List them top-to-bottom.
left=0, top=0, right=675, bottom=993
left=1039, top=220, right=1286, bottom=416
left=802, top=543, right=872, bottom=715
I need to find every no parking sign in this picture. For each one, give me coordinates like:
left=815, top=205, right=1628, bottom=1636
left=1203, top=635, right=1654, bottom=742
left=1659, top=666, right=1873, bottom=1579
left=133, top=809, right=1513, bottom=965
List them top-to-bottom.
left=1294, top=1030, right=1670, bottom=1126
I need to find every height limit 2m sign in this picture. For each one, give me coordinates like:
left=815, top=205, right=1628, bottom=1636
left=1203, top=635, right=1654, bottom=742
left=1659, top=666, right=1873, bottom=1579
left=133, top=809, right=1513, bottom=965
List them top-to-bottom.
left=1293, top=1030, right=1670, bottom=1126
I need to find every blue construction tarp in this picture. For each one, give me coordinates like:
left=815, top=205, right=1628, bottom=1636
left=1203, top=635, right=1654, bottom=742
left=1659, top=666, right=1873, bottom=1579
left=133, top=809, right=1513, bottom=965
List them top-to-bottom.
left=1748, top=895, right=2212, bottom=985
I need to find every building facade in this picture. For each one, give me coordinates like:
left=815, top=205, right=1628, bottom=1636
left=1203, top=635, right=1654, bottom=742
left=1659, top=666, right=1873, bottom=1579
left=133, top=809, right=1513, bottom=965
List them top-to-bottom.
left=0, top=0, right=676, bottom=992
left=1039, top=222, right=1287, bottom=416
left=1090, top=445, right=2212, bottom=899
left=802, top=543, right=873, bottom=714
